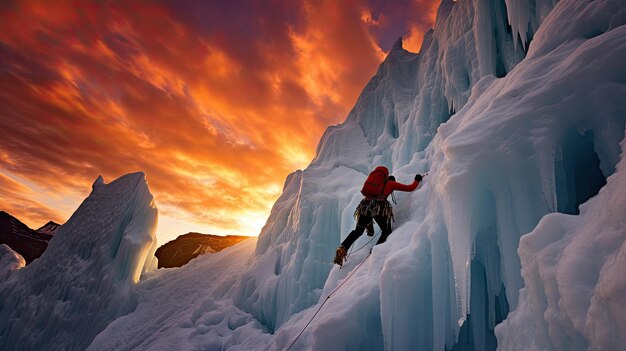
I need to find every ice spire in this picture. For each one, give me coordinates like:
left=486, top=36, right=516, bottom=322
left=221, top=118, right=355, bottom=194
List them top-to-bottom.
left=391, top=36, right=404, bottom=51
left=0, top=172, right=158, bottom=351
left=93, top=175, right=104, bottom=189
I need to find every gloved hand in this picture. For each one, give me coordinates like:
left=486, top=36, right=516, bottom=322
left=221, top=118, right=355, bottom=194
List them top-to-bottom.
left=415, top=174, right=423, bottom=182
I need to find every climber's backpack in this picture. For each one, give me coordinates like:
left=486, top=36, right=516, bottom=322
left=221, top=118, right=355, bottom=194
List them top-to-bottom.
left=361, top=166, right=389, bottom=199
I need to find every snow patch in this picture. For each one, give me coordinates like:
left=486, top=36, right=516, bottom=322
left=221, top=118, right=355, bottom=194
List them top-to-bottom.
left=0, top=244, right=25, bottom=279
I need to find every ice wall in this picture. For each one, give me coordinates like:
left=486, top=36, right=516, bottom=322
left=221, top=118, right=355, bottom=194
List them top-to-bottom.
left=234, top=0, right=626, bottom=349
left=234, top=0, right=528, bottom=333
left=237, top=0, right=517, bottom=335
left=416, top=0, right=626, bottom=347
left=505, top=0, right=558, bottom=50
left=495, top=132, right=626, bottom=351
left=0, top=172, right=158, bottom=351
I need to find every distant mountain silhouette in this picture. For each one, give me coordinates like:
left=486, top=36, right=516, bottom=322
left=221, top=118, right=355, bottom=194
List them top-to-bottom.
left=0, top=211, right=55, bottom=264
left=36, top=221, right=61, bottom=236
left=155, top=232, right=250, bottom=268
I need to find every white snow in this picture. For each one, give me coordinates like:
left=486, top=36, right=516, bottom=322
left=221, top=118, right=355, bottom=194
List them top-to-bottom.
left=1, top=0, right=625, bottom=350
left=87, top=238, right=268, bottom=351
left=0, top=244, right=25, bottom=279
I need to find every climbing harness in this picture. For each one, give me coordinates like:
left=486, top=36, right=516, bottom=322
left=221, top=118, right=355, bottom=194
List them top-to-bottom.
left=391, top=192, right=398, bottom=205
left=354, top=199, right=394, bottom=224
left=285, top=250, right=374, bottom=351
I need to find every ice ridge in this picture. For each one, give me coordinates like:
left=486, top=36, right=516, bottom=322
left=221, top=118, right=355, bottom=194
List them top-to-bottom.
left=0, top=172, right=158, bottom=351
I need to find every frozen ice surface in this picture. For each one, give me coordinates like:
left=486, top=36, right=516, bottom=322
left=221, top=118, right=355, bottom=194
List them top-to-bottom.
left=505, top=0, right=557, bottom=50
left=495, top=132, right=626, bottom=350
left=0, top=172, right=158, bottom=351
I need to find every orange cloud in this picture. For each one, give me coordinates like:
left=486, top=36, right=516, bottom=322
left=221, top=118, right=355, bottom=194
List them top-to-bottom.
left=403, top=0, right=440, bottom=53
left=0, top=1, right=437, bottom=242
left=0, top=173, right=65, bottom=226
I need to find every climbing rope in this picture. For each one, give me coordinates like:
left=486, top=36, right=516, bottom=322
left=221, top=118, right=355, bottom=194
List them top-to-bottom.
left=344, top=229, right=380, bottom=265
left=285, top=251, right=373, bottom=351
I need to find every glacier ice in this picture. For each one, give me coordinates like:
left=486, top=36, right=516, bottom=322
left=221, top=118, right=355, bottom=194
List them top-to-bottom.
left=2, top=0, right=625, bottom=350
left=505, top=0, right=558, bottom=51
left=495, top=131, right=626, bottom=351
left=0, top=172, right=158, bottom=351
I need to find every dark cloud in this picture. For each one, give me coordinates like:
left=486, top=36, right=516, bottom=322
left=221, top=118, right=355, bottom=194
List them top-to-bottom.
left=365, top=0, right=440, bottom=52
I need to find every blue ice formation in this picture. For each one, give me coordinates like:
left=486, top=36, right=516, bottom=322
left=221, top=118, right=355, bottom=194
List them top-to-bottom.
left=0, top=172, right=157, bottom=351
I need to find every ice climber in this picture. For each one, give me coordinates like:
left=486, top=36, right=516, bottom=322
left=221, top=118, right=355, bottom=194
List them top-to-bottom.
left=333, top=166, right=423, bottom=266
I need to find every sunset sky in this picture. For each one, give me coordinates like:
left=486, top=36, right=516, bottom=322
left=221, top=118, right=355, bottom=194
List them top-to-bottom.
left=0, top=0, right=438, bottom=244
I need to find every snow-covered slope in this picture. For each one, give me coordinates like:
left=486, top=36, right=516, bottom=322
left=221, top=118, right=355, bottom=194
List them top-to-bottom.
left=0, top=172, right=158, bottom=351
left=88, top=238, right=266, bottom=351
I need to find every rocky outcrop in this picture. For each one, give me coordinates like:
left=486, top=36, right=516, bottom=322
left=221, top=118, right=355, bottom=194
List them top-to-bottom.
left=0, top=211, right=52, bottom=264
left=155, top=233, right=250, bottom=268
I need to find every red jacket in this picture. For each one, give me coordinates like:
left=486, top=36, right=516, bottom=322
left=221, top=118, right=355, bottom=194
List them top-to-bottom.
left=380, top=179, right=419, bottom=198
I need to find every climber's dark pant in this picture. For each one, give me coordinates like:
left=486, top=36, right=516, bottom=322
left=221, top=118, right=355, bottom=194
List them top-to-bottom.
left=341, top=214, right=392, bottom=250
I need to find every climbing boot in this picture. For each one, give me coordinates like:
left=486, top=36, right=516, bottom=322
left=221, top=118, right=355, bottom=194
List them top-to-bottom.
left=333, top=246, right=347, bottom=267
